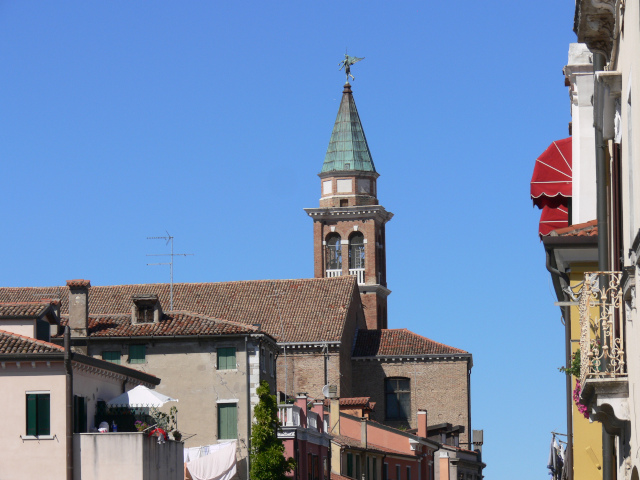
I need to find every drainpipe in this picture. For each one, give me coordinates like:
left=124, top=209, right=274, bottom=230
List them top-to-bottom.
left=593, top=50, right=615, bottom=480
left=546, top=249, right=573, bottom=480
left=64, top=326, right=74, bottom=480
left=245, top=336, right=252, bottom=480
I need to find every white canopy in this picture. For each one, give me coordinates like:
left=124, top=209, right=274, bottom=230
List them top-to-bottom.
left=106, top=385, right=178, bottom=408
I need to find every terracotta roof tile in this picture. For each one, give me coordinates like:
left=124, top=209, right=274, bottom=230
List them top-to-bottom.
left=549, top=219, right=597, bottom=237
left=0, top=277, right=357, bottom=343
left=0, top=302, right=53, bottom=318
left=57, top=311, right=261, bottom=338
left=353, top=329, right=468, bottom=357
left=0, top=330, right=64, bottom=354
left=323, top=397, right=374, bottom=408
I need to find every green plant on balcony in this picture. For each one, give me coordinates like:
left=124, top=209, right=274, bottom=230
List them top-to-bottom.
left=559, top=349, right=581, bottom=378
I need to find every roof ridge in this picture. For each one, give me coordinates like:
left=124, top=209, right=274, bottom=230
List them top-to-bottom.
left=0, top=329, right=65, bottom=352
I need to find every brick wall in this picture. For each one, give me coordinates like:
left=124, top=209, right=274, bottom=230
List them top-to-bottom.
left=276, top=348, right=344, bottom=398
left=351, top=358, right=470, bottom=445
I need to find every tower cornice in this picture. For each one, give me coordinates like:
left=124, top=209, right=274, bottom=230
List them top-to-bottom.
left=318, top=170, right=380, bottom=180
left=304, top=206, right=393, bottom=224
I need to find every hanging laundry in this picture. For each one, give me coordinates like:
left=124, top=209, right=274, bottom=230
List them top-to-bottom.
left=186, top=441, right=237, bottom=480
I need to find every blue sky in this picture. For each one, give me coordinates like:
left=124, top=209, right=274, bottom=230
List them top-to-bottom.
left=0, top=2, right=578, bottom=478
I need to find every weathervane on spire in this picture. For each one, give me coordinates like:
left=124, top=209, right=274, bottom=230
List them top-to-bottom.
left=339, top=52, right=364, bottom=83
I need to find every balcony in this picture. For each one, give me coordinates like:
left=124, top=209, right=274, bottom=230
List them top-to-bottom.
left=349, top=268, right=365, bottom=285
left=578, top=271, right=629, bottom=432
left=278, top=404, right=301, bottom=427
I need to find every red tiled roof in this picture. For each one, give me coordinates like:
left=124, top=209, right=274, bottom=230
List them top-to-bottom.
left=549, top=219, right=598, bottom=237
left=0, top=277, right=358, bottom=343
left=0, top=301, right=53, bottom=318
left=57, top=311, right=260, bottom=338
left=353, top=329, right=468, bottom=357
left=0, top=330, right=64, bottom=354
left=324, top=397, right=374, bottom=409
left=340, top=397, right=371, bottom=407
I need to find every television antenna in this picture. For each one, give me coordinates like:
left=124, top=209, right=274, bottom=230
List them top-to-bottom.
left=147, top=231, right=193, bottom=311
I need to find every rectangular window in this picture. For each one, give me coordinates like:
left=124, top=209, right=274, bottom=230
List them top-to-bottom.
left=323, top=180, right=332, bottom=195
left=128, top=345, right=146, bottom=364
left=217, top=347, right=237, bottom=370
left=261, top=348, right=265, bottom=372
left=102, top=351, right=121, bottom=364
left=385, top=377, right=410, bottom=420
left=26, top=393, right=50, bottom=436
left=217, top=403, right=237, bottom=439
left=308, top=453, right=313, bottom=480
left=347, top=453, right=353, bottom=477
left=355, top=455, right=361, bottom=480
left=373, top=458, right=377, bottom=480
left=383, top=463, right=388, bottom=480
left=396, top=465, right=401, bottom=480
left=406, top=466, right=411, bottom=480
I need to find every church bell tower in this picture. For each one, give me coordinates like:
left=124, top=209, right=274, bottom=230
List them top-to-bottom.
left=305, top=82, right=393, bottom=330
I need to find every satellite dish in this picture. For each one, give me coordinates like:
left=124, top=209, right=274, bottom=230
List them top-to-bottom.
left=322, top=385, right=331, bottom=398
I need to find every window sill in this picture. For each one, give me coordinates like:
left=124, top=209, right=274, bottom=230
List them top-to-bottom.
left=217, top=369, right=238, bottom=372
left=21, top=435, right=56, bottom=441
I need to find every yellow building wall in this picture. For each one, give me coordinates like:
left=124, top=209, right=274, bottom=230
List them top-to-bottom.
left=570, top=265, right=602, bottom=480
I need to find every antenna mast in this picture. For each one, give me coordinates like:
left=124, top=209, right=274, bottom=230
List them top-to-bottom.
left=147, top=232, right=193, bottom=311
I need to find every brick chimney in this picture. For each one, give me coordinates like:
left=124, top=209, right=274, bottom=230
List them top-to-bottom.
left=67, top=279, right=90, bottom=337
left=327, top=385, right=340, bottom=435
left=295, top=393, right=308, bottom=428
left=312, top=402, right=324, bottom=433
left=417, top=409, right=428, bottom=438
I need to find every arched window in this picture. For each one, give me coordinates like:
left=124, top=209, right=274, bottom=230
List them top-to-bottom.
left=349, top=232, right=365, bottom=269
left=325, top=233, right=342, bottom=271
left=385, top=377, right=410, bottom=420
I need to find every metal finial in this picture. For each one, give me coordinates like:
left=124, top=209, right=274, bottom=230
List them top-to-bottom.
left=338, top=53, right=364, bottom=83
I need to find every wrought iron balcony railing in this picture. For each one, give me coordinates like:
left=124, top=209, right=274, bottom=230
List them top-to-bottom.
left=579, top=271, right=626, bottom=391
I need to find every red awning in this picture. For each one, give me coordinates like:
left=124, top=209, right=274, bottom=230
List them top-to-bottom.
left=531, top=137, right=572, bottom=207
left=539, top=204, right=569, bottom=236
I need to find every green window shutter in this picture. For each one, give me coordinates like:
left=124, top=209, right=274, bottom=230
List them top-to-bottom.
left=129, top=345, right=146, bottom=364
left=217, top=348, right=236, bottom=370
left=103, top=351, right=121, bottom=364
left=26, top=394, right=37, bottom=436
left=37, top=394, right=50, bottom=436
left=218, top=403, right=237, bottom=439
left=347, top=453, right=353, bottom=477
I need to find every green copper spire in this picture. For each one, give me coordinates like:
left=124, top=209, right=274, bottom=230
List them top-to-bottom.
left=321, top=83, right=376, bottom=174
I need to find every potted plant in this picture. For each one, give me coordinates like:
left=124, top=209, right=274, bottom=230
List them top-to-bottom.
left=172, top=430, right=182, bottom=442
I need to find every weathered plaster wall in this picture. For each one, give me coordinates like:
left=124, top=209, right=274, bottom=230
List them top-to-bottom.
left=1, top=363, right=67, bottom=480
